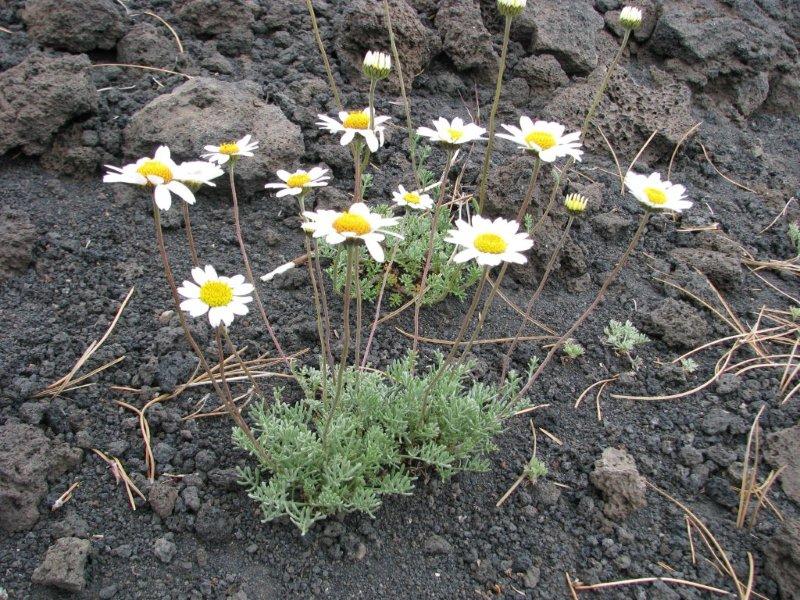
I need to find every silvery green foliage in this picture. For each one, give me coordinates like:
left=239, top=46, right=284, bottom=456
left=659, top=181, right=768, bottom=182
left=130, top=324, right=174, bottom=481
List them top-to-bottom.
left=788, top=222, right=800, bottom=255
left=603, top=319, right=649, bottom=355
left=236, top=352, right=523, bottom=534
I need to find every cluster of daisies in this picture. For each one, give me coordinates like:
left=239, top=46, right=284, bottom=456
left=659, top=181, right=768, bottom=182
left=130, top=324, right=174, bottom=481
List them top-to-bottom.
left=102, top=2, right=685, bottom=332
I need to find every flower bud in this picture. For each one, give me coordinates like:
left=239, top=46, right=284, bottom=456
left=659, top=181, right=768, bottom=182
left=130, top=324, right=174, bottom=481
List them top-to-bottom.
left=497, top=0, right=526, bottom=17
left=619, top=6, right=643, bottom=30
left=362, top=51, right=391, bottom=80
left=564, top=193, right=588, bottom=215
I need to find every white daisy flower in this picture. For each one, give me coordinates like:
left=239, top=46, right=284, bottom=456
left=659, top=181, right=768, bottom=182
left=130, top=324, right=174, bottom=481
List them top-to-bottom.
left=497, top=0, right=526, bottom=17
left=619, top=6, right=643, bottom=29
left=363, top=50, right=391, bottom=80
left=316, top=109, right=391, bottom=153
left=416, top=117, right=486, bottom=147
left=497, top=117, right=583, bottom=162
left=202, top=134, right=259, bottom=165
left=103, top=145, right=196, bottom=211
left=178, top=160, right=225, bottom=190
left=264, top=167, right=330, bottom=197
left=624, top=171, right=692, bottom=212
left=392, top=185, right=434, bottom=210
left=302, top=202, right=400, bottom=262
left=445, top=215, right=533, bottom=267
left=177, top=265, right=254, bottom=328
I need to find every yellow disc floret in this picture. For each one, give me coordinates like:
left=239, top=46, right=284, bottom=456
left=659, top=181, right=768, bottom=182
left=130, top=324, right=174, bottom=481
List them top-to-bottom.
left=343, top=111, right=370, bottom=130
left=447, top=128, right=464, bottom=142
left=525, top=130, right=557, bottom=150
left=218, top=142, right=240, bottom=155
left=137, top=160, right=173, bottom=183
left=287, top=172, right=312, bottom=188
left=644, top=186, right=668, bottom=205
left=403, top=192, right=421, bottom=205
left=564, top=193, right=588, bottom=214
left=333, top=212, right=372, bottom=235
left=474, top=232, right=508, bottom=254
left=199, top=280, right=234, bottom=307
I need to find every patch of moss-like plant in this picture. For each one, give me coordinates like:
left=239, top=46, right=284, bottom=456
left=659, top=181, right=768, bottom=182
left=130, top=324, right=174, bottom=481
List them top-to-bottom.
left=235, top=351, right=523, bottom=534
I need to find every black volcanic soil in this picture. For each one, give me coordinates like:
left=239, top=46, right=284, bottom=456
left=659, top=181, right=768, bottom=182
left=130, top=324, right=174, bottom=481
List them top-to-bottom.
left=1, top=0, right=799, bottom=598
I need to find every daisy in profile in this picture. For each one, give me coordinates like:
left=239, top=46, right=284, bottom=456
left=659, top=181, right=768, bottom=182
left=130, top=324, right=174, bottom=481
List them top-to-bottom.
left=316, top=110, right=390, bottom=152
left=416, top=117, right=486, bottom=147
left=497, top=117, right=583, bottom=162
left=202, top=135, right=259, bottom=165
left=103, top=146, right=196, bottom=210
left=178, top=161, right=225, bottom=190
left=264, top=167, right=330, bottom=197
left=624, top=171, right=692, bottom=212
left=392, top=184, right=434, bottom=210
left=303, top=202, right=400, bottom=262
left=445, top=215, right=533, bottom=267
left=178, top=265, right=254, bottom=327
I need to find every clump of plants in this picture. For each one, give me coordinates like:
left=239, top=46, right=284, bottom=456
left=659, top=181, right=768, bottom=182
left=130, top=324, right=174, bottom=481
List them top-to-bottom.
left=100, top=0, right=696, bottom=534
left=604, top=319, right=649, bottom=369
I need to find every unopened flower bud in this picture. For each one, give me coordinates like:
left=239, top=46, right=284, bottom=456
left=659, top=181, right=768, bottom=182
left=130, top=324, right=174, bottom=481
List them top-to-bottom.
left=497, top=0, right=526, bottom=17
left=619, top=6, right=643, bottom=30
left=362, top=51, right=391, bottom=80
left=564, top=193, right=588, bottom=215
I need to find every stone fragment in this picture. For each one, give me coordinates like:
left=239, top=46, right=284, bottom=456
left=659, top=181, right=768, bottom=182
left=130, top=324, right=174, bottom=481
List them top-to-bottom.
left=23, top=0, right=124, bottom=53
left=435, top=0, right=497, bottom=76
left=0, top=208, right=36, bottom=282
left=765, top=425, right=800, bottom=505
left=590, top=448, right=647, bottom=520
left=32, top=537, right=91, bottom=592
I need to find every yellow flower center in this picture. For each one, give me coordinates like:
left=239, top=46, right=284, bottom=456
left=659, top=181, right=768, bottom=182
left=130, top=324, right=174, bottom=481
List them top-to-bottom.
left=343, top=111, right=370, bottom=130
left=447, top=128, right=464, bottom=142
left=524, top=130, right=557, bottom=150
left=218, top=142, right=240, bottom=155
left=137, top=160, right=173, bottom=183
left=286, top=172, right=312, bottom=188
left=644, top=186, right=668, bottom=205
left=403, top=192, right=421, bottom=205
left=333, top=212, right=372, bottom=235
left=474, top=233, right=508, bottom=254
left=199, top=280, right=234, bottom=307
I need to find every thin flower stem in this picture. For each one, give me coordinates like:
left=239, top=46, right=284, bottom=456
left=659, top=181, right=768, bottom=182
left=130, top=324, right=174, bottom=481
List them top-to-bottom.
left=304, top=0, right=342, bottom=112
left=383, top=0, right=419, bottom=185
left=477, top=14, right=513, bottom=214
left=582, top=29, right=631, bottom=138
left=368, top=79, right=377, bottom=133
left=353, top=144, right=364, bottom=203
left=413, top=149, right=455, bottom=352
left=516, top=155, right=542, bottom=222
left=227, top=164, right=290, bottom=368
left=151, top=201, right=269, bottom=464
left=181, top=202, right=199, bottom=267
left=514, top=211, right=650, bottom=402
left=500, top=216, right=575, bottom=382
left=313, top=238, right=335, bottom=367
left=322, top=243, right=356, bottom=444
left=362, top=243, right=400, bottom=369
left=354, top=249, right=363, bottom=368
left=457, top=262, right=509, bottom=362
left=419, top=267, right=489, bottom=419
left=214, top=326, right=272, bottom=467
left=221, top=326, right=264, bottom=398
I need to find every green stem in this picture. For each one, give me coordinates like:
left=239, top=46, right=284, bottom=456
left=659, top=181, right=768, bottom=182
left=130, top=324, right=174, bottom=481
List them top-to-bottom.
left=304, top=0, right=342, bottom=112
left=477, top=14, right=513, bottom=214
left=581, top=29, right=631, bottom=138
left=515, top=155, right=542, bottom=222
left=180, top=202, right=199, bottom=267
left=514, top=211, right=650, bottom=402
left=322, top=243, right=356, bottom=444
left=354, top=248, right=363, bottom=368
left=457, top=262, right=509, bottom=362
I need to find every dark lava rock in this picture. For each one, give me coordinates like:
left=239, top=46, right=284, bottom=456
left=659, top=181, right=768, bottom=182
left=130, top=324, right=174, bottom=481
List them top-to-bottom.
left=23, top=0, right=124, bottom=53
left=176, top=0, right=255, bottom=56
left=334, top=0, right=441, bottom=89
left=435, top=0, right=498, bottom=76
left=527, top=0, right=605, bottom=75
left=117, top=23, right=177, bottom=69
left=0, top=53, right=98, bottom=156
left=515, top=54, right=570, bottom=96
left=123, top=77, right=304, bottom=202
left=0, top=208, right=36, bottom=282
left=592, top=211, right=632, bottom=239
left=670, top=248, right=742, bottom=290
left=644, top=298, right=710, bottom=349
left=19, top=401, right=46, bottom=425
left=701, top=408, right=740, bottom=436
left=0, top=422, right=83, bottom=532
left=765, top=425, right=800, bottom=504
left=590, top=447, right=647, bottom=520
left=706, top=476, right=737, bottom=509
left=148, top=479, right=179, bottom=518
left=195, top=501, right=232, bottom=543
left=764, top=520, right=800, bottom=600
left=423, top=534, right=453, bottom=555
left=153, top=536, right=177, bottom=564
left=31, top=537, right=91, bottom=592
